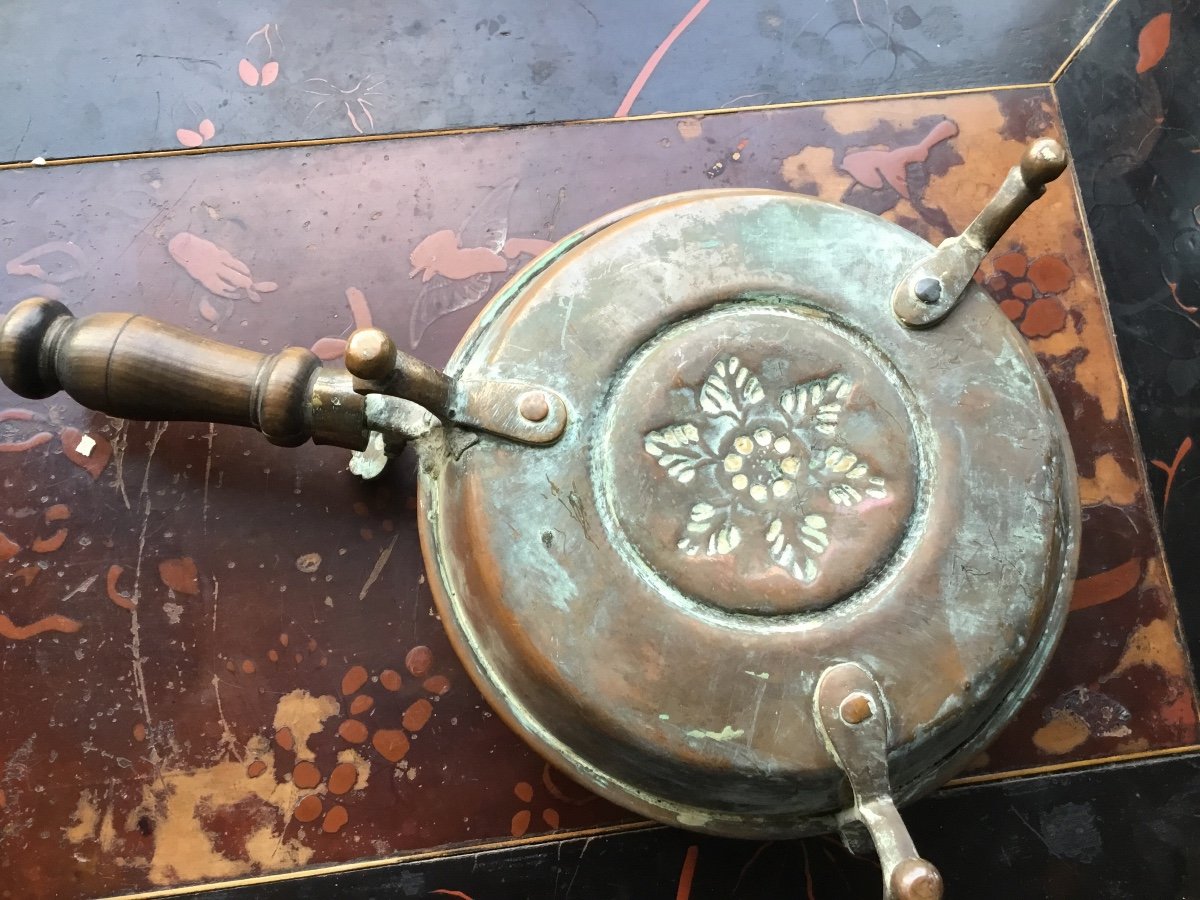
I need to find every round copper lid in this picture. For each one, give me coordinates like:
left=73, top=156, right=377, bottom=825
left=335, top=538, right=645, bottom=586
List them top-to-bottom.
left=420, top=188, right=1078, bottom=839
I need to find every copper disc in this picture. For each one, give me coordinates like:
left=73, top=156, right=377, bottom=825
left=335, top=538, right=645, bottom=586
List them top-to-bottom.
left=419, top=190, right=1079, bottom=837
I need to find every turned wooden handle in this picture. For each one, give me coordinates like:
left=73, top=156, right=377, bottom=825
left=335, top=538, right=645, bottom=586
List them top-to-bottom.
left=0, top=297, right=368, bottom=449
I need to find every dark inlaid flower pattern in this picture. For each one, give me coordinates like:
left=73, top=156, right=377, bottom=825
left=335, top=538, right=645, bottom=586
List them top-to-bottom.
left=643, top=357, right=887, bottom=582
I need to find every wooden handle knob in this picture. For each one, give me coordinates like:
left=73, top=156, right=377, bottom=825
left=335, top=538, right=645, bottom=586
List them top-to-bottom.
left=0, top=297, right=366, bottom=449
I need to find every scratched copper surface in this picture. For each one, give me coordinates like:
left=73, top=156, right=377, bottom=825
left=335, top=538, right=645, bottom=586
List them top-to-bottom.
left=0, top=88, right=1194, bottom=898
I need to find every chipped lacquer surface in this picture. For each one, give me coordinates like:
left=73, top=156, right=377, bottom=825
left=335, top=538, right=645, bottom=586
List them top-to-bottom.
left=0, top=0, right=1114, bottom=161
left=0, top=88, right=1194, bottom=896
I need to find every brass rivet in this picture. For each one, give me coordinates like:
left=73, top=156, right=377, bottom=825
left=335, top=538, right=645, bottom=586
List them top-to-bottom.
left=345, top=328, right=397, bottom=381
left=519, top=391, right=550, bottom=422
left=839, top=692, right=873, bottom=725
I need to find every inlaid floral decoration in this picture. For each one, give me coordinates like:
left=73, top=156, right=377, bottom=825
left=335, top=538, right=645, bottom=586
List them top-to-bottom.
left=643, top=356, right=887, bottom=582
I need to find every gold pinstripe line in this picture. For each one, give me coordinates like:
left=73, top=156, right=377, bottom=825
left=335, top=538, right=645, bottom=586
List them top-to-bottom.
left=0, top=0, right=1124, bottom=172
left=1050, top=0, right=1124, bottom=83
left=1048, top=79, right=1200, bottom=713
left=0, top=82, right=1052, bottom=172
left=106, top=742, right=1200, bottom=897
left=945, top=742, right=1200, bottom=788
left=108, top=820, right=661, bottom=899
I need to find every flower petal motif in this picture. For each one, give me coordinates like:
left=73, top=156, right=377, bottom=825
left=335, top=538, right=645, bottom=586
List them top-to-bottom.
left=238, top=58, right=261, bottom=86
left=260, top=60, right=280, bottom=87
left=985, top=250, right=1074, bottom=339
left=993, top=252, right=1028, bottom=279
left=1026, top=255, right=1073, bottom=294
left=699, top=356, right=764, bottom=418
left=645, top=357, right=887, bottom=584
left=780, top=373, right=853, bottom=435
left=644, top=422, right=712, bottom=484
left=816, top=446, right=887, bottom=506
left=677, top=502, right=741, bottom=557
left=764, top=514, right=830, bottom=581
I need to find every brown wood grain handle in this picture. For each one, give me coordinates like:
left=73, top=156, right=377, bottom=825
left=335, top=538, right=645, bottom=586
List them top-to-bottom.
left=0, top=297, right=367, bottom=449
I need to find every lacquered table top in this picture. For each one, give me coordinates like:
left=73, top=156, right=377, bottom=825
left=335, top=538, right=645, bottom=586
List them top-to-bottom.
left=1, top=1, right=1198, bottom=898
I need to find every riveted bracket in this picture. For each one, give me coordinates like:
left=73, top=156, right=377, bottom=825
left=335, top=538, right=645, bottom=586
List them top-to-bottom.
left=892, top=138, right=1068, bottom=329
left=345, top=327, right=567, bottom=446
left=814, top=662, right=944, bottom=900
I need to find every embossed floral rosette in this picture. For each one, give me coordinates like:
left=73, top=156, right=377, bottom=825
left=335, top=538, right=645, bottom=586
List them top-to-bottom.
left=599, top=304, right=918, bottom=616
left=644, top=356, right=889, bottom=584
